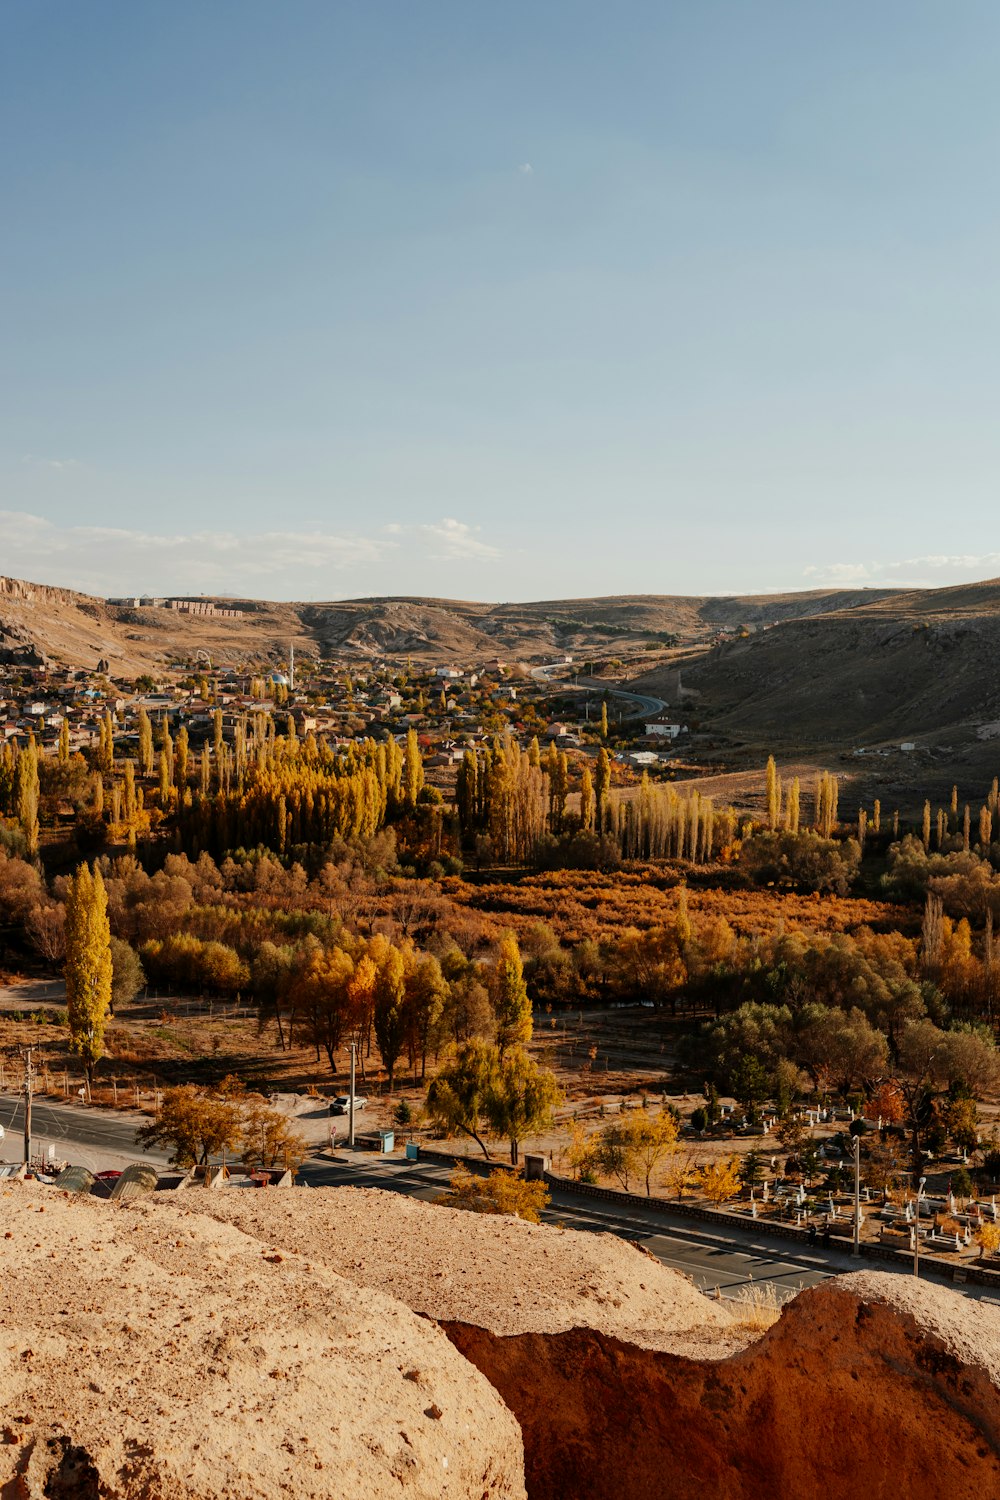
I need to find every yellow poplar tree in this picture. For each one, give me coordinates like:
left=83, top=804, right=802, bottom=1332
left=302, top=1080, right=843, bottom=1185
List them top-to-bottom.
left=403, top=728, right=423, bottom=809
left=15, top=743, right=39, bottom=856
left=64, top=863, right=113, bottom=1087
left=491, top=933, right=532, bottom=1056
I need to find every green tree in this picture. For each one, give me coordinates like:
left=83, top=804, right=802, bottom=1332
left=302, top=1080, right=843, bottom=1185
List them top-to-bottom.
left=64, top=863, right=113, bottom=1087
left=109, top=935, right=145, bottom=1009
left=426, top=1038, right=500, bottom=1158
left=485, top=1047, right=562, bottom=1165
left=731, top=1053, right=771, bottom=1122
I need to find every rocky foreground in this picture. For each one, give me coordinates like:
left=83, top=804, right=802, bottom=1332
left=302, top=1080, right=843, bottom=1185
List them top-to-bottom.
left=2, top=1182, right=1000, bottom=1497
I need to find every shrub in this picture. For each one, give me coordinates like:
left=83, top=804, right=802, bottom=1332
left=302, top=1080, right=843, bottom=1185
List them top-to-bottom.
left=435, top=1166, right=549, bottom=1223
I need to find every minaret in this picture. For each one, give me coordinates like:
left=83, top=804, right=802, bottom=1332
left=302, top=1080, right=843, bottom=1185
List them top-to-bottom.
left=289, top=643, right=295, bottom=692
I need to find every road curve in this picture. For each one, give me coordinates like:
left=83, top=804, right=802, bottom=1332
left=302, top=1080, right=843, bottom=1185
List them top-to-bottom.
left=530, top=661, right=668, bottom=721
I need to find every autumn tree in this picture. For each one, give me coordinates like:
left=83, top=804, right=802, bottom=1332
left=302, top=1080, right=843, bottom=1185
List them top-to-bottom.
left=138, top=709, right=154, bottom=776
left=403, top=727, right=424, bottom=809
left=15, top=744, right=39, bottom=857
left=595, top=748, right=611, bottom=833
left=766, top=755, right=780, bottom=830
left=580, top=766, right=594, bottom=831
left=64, top=863, right=113, bottom=1087
left=491, top=933, right=532, bottom=1055
left=373, top=943, right=407, bottom=1091
left=137, top=1084, right=242, bottom=1167
left=240, top=1094, right=308, bottom=1171
left=698, top=1156, right=742, bottom=1204
left=436, top=1166, right=549, bottom=1223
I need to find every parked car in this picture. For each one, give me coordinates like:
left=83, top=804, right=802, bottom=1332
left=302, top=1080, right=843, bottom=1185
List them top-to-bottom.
left=330, top=1095, right=368, bottom=1115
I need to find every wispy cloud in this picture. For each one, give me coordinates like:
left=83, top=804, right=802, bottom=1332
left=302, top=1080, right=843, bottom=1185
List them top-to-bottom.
left=518, top=162, right=534, bottom=175
left=21, top=455, right=80, bottom=472
left=0, top=511, right=501, bottom=597
left=412, top=518, right=500, bottom=560
left=804, top=554, right=1000, bottom=588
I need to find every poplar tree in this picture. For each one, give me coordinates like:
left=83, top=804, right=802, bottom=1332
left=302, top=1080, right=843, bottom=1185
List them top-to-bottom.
left=600, top=700, right=609, bottom=740
left=138, top=710, right=154, bottom=776
left=98, top=711, right=115, bottom=776
left=58, top=718, right=70, bottom=764
left=175, top=725, right=189, bottom=787
left=403, top=728, right=423, bottom=809
left=15, top=743, right=39, bottom=856
left=595, top=748, right=611, bottom=834
left=766, top=755, right=780, bottom=831
left=580, top=766, right=594, bottom=831
left=787, top=777, right=800, bottom=835
left=922, top=800, right=932, bottom=850
left=64, top=863, right=113, bottom=1088
left=491, top=934, right=532, bottom=1056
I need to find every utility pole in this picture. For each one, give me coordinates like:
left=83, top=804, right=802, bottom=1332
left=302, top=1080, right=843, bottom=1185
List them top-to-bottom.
left=348, top=1041, right=357, bottom=1150
left=23, top=1048, right=33, bottom=1165
left=852, top=1129, right=861, bottom=1256
left=913, top=1175, right=927, bottom=1277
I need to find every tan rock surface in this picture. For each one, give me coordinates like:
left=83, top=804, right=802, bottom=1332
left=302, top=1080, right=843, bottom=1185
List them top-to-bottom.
left=0, top=1183, right=525, bottom=1499
left=186, top=1185, right=740, bottom=1356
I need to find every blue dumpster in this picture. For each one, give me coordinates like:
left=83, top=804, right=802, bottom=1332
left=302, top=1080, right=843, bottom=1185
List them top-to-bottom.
left=405, top=1142, right=420, bottom=1162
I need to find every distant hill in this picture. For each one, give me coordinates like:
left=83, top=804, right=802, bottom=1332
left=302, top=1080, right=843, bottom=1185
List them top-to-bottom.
left=0, top=574, right=903, bottom=675
left=630, top=578, right=1000, bottom=751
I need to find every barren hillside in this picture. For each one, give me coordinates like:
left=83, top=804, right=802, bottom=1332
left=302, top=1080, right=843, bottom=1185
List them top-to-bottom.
left=0, top=573, right=900, bottom=675
left=631, top=577, right=1000, bottom=755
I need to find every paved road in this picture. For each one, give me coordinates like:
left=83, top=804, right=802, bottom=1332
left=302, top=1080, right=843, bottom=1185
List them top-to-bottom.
left=529, top=662, right=667, bottom=721
left=0, top=1095, right=171, bottom=1170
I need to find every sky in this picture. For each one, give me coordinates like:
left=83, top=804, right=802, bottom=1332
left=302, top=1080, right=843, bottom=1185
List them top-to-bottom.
left=4, top=2, right=1000, bottom=602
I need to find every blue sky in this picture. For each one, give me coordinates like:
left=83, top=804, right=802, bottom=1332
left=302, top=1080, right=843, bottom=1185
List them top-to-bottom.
left=3, top=2, right=1000, bottom=600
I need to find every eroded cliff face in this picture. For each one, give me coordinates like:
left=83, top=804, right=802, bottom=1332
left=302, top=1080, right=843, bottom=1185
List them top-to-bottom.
left=444, top=1274, right=1000, bottom=1500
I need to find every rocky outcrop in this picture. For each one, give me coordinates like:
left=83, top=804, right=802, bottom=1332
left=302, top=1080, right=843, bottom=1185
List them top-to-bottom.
left=6, top=1182, right=1000, bottom=1499
left=0, top=1184, right=526, bottom=1499
left=187, top=1186, right=740, bottom=1357
left=188, top=1192, right=1000, bottom=1499
left=445, top=1274, right=1000, bottom=1499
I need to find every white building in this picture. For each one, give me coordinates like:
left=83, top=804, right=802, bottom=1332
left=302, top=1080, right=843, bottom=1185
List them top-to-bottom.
left=645, top=721, right=683, bottom=739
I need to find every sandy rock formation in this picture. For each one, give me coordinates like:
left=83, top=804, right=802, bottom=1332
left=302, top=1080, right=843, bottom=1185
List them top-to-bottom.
left=0, top=1184, right=525, bottom=1499
left=186, top=1185, right=740, bottom=1357
left=187, top=1192, right=1000, bottom=1499
left=447, top=1273, right=1000, bottom=1499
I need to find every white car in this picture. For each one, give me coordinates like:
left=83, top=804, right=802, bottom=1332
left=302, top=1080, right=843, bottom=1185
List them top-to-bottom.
left=330, top=1095, right=368, bottom=1115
